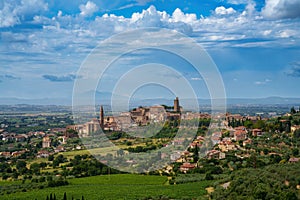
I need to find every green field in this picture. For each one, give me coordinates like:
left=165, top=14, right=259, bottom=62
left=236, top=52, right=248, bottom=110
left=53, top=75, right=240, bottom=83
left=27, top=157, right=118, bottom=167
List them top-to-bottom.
left=1, top=174, right=211, bottom=200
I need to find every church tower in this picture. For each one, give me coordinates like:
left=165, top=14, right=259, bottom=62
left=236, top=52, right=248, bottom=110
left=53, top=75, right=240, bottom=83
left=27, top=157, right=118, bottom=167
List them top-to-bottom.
left=174, top=97, right=180, bottom=112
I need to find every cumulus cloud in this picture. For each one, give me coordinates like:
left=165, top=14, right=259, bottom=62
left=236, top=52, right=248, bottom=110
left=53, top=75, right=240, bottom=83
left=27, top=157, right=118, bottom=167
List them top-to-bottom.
left=0, top=0, right=48, bottom=27
left=262, top=0, right=300, bottom=19
left=79, top=1, right=98, bottom=17
left=1, top=4, right=300, bottom=61
left=131, top=5, right=164, bottom=26
left=130, top=6, right=193, bottom=33
left=215, top=6, right=236, bottom=15
left=171, top=8, right=197, bottom=23
left=42, top=74, right=77, bottom=82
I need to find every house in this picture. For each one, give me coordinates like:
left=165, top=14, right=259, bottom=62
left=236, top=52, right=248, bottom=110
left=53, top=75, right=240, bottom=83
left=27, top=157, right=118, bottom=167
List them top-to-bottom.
left=291, top=125, right=300, bottom=133
left=234, top=126, right=247, bottom=132
left=50, top=128, right=66, bottom=134
left=252, top=129, right=262, bottom=137
left=233, top=130, right=247, bottom=141
left=34, top=131, right=46, bottom=138
left=211, top=132, right=222, bottom=145
left=1, top=133, right=16, bottom=142
left=14, top=134, right=27, bottom=142
left=172, top=139, right=185, bottom=146
left=218, top=140, right=236, bottom=152
left=189, top=142, right=201, bottom=149
left=54, top=146, right=65, bottom=153
left=12, top=150, right=26, bottom=157
left=37, top=150, right=50, bottom=158
left=207, top=150, right=226, bottom=160
left=182, top=151, right=191, bottom=156
left=0, top=152, right=11, bottom=158
left=170, top=152, right=181, bottom=161
left=289, top=157, right=299, bottom=163
left=180, top=162, right=196, bottom=173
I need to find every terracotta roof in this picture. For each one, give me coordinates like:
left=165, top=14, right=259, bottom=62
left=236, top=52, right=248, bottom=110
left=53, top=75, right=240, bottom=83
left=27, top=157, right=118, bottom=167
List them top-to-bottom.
left=289, top=158, right=299, bottom=162
left=181, top=163, right=196, bottom=168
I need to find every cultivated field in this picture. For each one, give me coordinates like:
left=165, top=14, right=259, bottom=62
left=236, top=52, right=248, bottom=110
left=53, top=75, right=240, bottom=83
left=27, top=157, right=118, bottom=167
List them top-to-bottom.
left=1, top=174, right=211, bottom=199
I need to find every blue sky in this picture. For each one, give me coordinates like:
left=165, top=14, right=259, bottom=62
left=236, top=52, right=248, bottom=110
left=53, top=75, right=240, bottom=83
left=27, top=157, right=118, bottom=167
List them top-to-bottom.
left=0, top=0, right=300, bottom=102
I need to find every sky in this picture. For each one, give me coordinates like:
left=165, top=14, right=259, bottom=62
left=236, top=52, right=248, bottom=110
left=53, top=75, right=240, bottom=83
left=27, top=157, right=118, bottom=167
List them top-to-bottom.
left=0, top=0, right=300, bottom=103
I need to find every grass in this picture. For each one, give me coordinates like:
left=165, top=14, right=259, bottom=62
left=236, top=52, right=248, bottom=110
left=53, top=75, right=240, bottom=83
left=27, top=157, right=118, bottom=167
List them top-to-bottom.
left=1, top=174, right=211, bottom=200
left=0, top=180, right=22, bottom=186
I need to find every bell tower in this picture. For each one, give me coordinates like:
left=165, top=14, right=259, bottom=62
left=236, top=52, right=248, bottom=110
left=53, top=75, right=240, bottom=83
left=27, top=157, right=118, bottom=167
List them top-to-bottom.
left=174, top=97, right=180, bottom=112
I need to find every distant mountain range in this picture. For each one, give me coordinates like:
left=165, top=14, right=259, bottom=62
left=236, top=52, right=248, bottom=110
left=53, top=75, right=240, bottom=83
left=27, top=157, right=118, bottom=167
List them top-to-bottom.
left=0, top=95, right=299, bottom=106
left=0, top=97, right=72, bottom=106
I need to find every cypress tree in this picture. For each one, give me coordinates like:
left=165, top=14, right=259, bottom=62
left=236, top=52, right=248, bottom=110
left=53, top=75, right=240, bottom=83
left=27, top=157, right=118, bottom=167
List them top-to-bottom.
left=63, top=192, right=67, bottom=200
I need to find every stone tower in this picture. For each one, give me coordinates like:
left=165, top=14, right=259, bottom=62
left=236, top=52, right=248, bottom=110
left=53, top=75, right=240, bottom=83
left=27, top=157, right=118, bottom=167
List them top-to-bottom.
left=174, top=97, right=180, bottom=112
left=42, top=136, right=51, bottom=148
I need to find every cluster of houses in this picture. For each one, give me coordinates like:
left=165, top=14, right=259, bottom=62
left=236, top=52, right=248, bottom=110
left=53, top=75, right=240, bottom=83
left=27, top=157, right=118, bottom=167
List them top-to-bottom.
left=171, top=121, right=300, bottom=173
left=168, top=123, right=270, bottom=173
left=0, top=128, right=75, bottom=159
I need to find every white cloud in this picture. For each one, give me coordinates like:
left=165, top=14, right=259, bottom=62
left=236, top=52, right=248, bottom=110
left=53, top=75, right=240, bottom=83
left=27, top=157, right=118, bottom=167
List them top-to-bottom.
left=0, top=0, right=48, bottom=27
left=16, top=0, right=48, bottom=16
left=135, top=0, right=154, bottom=5
left=226, top=0, right=248, bottom=4
left=242, top=0, right=256, bottom=16
left=262, top=0, right=300, bottom=19
left=79, top=1, right=98, bottom=17
left=0, top=3, right=19, bottom=27
left=1, top=4, right=300, bottom=61
left=129, top=6, right=193, bottom=34
left=215, top=6, right=236, bottom=15
left=171, top=8, right=197, bottom=23
left=278, top=30, right=296, bottom=38
left=191, top=77, right=202, bottom=81
left=254, top=79, right=271, bottom=85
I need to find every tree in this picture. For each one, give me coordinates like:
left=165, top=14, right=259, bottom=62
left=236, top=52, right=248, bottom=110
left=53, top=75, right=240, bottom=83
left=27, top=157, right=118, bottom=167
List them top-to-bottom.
left=291, top=107, right=296, bottom=114
left=244, top=120, right=253, bottom=129
left=253, top=120, right=265, bottom=130
left=293, top=129, right=300, bottom=138
left=192, top=145, right=199, bottom=163
left=292, top=148, right=299, bottom=156
left=117, top=149, right=124, bottom=157
left=48, top=154, right=54, bottom=161
left=16, top=160, right=27, bottom=173
left=39, top=162, right=47, bottom=169
left=30, top=163, right=40, bottom=175
left=205, top=172, right=214, bottom=180
left=63, top=192, right=67, bottom=200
